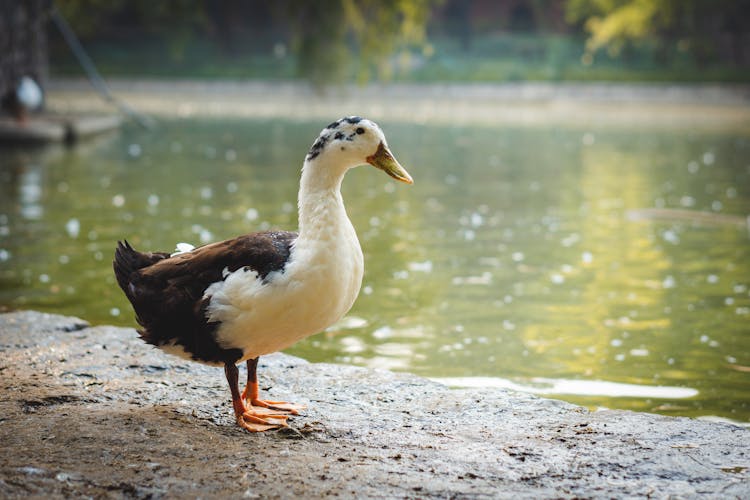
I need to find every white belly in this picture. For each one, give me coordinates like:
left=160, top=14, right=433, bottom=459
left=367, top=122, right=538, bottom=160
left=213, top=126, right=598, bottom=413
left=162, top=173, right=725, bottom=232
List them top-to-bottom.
left=204, top=230, right=364, bottom=361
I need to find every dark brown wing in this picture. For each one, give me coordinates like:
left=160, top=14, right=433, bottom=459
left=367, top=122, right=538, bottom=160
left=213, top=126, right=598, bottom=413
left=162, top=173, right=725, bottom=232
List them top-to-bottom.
left=113, top=231, right=297, bottom=364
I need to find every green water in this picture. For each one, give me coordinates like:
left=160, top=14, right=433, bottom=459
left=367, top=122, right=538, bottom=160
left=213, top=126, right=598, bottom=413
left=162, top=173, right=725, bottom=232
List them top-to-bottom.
left=1, top=118, right=748, bottom=423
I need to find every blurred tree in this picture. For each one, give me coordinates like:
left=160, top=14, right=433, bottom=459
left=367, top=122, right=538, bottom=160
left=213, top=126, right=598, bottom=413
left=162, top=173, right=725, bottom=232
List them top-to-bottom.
left=1, top=0, right=49, bottom=98
left=56, top=0, right=438, bottom=85
left=57, top=0, right=208, bottom=60
left=275, top=0, right=437, bottom=87
left=442, top=0, right=472, bottom=51
left=566, top=0, right=750, bottom=66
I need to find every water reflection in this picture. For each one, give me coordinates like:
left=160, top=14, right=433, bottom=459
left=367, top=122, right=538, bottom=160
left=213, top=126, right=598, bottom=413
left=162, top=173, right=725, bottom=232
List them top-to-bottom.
left=0, top=118, right=748, bottom=423
left=19, top=165, right=44, bottom=220
left=433, top=376, right=699, bottom=399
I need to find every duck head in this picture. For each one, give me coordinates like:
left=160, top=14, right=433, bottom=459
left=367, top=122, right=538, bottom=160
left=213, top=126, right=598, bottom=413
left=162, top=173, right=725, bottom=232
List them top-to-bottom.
left=305, top=116, right=413, bottom=184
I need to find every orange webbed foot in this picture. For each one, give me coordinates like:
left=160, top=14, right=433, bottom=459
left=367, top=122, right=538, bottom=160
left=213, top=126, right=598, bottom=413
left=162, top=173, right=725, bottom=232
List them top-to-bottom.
left=232, top=358, right=306, bottom=431
left=226, top=361, right=292, bottom=433
left=241, top=385, right=306, bottom=415
left=248, top=397, right=307, bottom=415
left=236, top=407, right=289, bottom=432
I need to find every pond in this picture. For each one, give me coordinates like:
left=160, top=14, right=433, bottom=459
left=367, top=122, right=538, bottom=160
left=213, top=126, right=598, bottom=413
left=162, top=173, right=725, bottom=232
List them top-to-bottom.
left=1, top=116, right=748, bottom=424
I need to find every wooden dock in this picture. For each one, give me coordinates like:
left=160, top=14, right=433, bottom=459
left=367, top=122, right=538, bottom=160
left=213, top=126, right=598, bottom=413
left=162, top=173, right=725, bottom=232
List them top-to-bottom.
left=0, top=114, right=121, bottom=144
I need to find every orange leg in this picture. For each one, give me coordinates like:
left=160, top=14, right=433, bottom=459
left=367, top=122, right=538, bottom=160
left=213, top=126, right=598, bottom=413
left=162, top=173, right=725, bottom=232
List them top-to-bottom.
left=241, top=358, right=306, bottom=415
left=224, top=362, right=288, bottom=432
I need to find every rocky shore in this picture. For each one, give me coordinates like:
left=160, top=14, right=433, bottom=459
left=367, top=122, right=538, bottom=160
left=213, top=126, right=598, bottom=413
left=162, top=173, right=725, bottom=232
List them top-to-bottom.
left=1, top=311, right=748, bottom=498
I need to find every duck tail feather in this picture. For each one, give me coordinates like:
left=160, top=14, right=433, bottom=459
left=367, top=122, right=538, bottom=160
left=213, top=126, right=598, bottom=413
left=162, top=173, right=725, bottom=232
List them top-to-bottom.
left=113, top=240, right=166, bottom=296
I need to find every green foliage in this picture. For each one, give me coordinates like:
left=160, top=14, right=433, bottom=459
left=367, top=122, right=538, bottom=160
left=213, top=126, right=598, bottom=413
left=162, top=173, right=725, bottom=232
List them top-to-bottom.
left=56, top=0, right=438, bottom=86
left=56, top=0, right=125, bottom=37
left=57, top=0, right=209, bottom=60
left=276, top=0, right=437, bottom=87
left=566, top=0, right=750, bottom=65
left=566, top=0, right=659, bottom=57
left=51, top=1, right=749, bottom=84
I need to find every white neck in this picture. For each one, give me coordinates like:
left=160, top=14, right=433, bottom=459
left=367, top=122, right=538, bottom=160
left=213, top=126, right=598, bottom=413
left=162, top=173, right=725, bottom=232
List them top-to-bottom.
left=204, top=151, right=366, bottom=362
left=297, top=157, right=349, bottom=239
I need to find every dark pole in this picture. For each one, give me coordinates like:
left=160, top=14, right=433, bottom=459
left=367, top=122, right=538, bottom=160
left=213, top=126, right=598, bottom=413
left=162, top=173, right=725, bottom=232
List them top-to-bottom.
left=49, top=6, right=155, bottom=129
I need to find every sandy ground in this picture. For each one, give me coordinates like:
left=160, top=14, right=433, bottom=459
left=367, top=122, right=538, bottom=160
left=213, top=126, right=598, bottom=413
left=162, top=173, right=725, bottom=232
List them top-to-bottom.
left=1, top=310, right=748, bottom=498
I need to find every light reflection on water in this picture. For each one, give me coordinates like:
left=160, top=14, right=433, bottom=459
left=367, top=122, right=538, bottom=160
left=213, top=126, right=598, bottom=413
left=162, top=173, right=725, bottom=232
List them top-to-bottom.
left=0, top=117, right=748, bottom=423
left=432, top=377, right=699, bottom=399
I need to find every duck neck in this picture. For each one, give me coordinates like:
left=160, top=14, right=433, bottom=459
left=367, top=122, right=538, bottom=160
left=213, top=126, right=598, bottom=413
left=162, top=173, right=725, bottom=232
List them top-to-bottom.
left=297, top=158, right=349, bottom=240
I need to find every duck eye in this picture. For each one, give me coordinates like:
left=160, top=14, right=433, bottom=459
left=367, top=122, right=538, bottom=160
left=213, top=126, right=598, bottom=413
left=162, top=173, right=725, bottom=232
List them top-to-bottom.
left=356, top=127, right=365, bottom=135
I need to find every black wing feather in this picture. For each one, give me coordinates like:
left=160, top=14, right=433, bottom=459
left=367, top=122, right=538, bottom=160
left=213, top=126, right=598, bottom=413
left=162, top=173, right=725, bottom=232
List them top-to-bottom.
left=113, top=231, right=297, bottom=364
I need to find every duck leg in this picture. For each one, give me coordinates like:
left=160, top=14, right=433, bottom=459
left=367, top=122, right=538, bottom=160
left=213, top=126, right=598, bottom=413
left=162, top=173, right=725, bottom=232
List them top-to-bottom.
left=242, top=357, right=306, bottom=414
left=224, top=362, right=288, bottom=432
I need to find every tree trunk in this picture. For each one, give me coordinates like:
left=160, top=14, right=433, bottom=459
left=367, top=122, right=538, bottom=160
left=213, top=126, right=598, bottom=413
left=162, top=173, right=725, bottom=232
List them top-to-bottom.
left=0, top=0, right=50, bottom=101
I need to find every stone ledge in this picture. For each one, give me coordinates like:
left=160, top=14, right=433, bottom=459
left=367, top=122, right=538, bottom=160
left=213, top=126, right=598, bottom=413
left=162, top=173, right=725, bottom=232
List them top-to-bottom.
left=0, top=114, right=121, bottom=144
left=0, top=310, right=747, bottom=498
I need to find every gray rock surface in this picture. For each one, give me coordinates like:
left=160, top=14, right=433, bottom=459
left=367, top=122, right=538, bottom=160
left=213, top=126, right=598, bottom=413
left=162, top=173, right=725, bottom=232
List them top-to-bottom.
left=1, top=310, right=748, bottom=498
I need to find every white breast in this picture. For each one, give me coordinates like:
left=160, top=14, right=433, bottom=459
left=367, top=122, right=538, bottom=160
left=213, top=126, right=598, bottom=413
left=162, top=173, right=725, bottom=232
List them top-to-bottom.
left=204, top=217, right=364, bottom=362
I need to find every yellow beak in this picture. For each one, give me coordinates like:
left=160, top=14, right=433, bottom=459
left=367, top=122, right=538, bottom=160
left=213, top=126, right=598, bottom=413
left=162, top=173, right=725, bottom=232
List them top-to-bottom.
left=366, top=142, right=413, bottom=184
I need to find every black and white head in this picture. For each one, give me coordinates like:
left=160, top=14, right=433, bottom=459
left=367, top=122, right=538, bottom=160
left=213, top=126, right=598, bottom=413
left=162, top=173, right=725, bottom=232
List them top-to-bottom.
left=305, top=116, right=413, bottom=184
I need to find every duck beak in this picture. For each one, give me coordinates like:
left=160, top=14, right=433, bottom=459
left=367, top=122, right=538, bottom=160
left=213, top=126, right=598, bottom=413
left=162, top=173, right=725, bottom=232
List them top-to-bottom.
left=366, top=142, right=413, bottom=184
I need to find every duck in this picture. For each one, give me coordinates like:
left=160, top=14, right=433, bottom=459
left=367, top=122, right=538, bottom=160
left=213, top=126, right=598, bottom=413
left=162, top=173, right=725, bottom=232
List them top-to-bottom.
left=1, top=76, right=43, bottom=124
left=113, top=116, right=413, bottom=432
